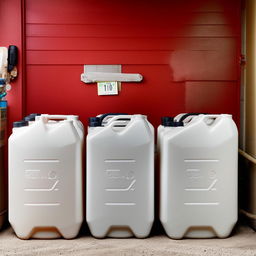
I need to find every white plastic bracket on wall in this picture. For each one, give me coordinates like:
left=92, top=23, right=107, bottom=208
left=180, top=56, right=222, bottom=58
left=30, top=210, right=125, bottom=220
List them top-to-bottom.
left=80, top=65, right=143, bottom=83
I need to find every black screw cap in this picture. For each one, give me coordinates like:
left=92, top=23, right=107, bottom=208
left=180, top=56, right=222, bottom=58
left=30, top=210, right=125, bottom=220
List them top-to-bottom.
left=24, top=113, right=41, bottom=122
left=161, top=116, right=174, bottom=126
left=89, top=117, right=101, bottom=127
left=13, top=120, right=28, bottom=128
left=173, top=121, right=184, bottom=127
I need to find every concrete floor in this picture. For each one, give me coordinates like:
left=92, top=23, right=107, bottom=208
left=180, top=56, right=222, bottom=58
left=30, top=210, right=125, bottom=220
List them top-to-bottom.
left=0, top=224, right=255, bottom=256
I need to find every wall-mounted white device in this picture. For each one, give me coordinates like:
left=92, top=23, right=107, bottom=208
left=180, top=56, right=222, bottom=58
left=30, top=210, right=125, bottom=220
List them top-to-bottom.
left=81, top=65, right=143, bottom=83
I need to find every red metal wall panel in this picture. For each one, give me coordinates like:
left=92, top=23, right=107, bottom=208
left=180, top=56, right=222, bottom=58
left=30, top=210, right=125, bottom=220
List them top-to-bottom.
left=0, top=0, right=25, bottom=131
left=0, top=0, right=25, bottom=207
left=22, top=0, right=241, bottom=127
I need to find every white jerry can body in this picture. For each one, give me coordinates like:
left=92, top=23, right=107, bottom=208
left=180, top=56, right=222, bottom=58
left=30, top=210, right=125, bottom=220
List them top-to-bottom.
left=87, top=114, right=154, bottom=238
left=157, top=114, right=184, bottom=155
left=160, top=114, right=238, bottom=239
left=9, top=115, right=84, bottom=239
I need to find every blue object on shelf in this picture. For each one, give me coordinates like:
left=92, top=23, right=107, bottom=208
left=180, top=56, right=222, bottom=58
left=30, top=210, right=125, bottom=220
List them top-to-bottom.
left=0, top=79, right=5, bottom=85
left=0, top=93, right=7, bottom=99
left=0, top=101, right=7, bottom=107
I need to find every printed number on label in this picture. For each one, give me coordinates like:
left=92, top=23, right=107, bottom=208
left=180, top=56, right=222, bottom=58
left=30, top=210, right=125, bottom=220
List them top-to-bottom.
left=97, top=82, right=118, bottom=95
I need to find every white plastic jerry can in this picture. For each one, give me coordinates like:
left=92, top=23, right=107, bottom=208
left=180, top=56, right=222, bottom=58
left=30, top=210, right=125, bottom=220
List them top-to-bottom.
left=9, top=114, right=84, bottom=239
left=87, top=114, right=154, bottom=238
left=160, top=114, right=238, bottom=239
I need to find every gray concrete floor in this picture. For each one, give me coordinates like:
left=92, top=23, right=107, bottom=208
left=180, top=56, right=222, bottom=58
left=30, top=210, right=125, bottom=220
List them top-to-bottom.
left=0, top=224, right=255, bottom=256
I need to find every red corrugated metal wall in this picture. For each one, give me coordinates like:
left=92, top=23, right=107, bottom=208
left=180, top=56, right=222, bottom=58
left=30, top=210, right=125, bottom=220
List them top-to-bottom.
left=0, top=0, right=25, bottom=132
left=8, top=0, right=242, bottom=128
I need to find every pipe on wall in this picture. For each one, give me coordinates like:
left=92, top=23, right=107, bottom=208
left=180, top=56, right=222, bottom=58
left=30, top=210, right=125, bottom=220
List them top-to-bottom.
left=240, top=0, right=256, bottom=230
left=245, top=0, right=256, bottom=157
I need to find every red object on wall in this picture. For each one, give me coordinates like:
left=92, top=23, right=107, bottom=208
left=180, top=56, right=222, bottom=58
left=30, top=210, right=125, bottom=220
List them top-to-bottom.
left=2, top=0, right=241, bottom=129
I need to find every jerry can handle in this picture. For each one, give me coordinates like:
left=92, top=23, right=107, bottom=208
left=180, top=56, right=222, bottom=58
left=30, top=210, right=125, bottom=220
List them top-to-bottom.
left=99, top=113, right=128, bottom=125
left=179, top=113, right=206, bottom=122
left=40, top=114, right=78, bottom=121
left=104, top=114, right=134, bottom=129
left=201, top=114, right=228, bottom=126
left=204, top=114, right=230, bottom=118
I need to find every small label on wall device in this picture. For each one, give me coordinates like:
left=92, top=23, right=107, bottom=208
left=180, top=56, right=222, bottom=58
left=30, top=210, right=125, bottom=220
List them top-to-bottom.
left=97, top=81, right=118, bottom=95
